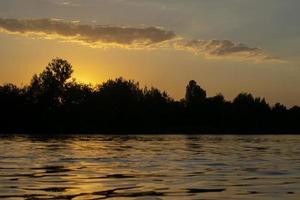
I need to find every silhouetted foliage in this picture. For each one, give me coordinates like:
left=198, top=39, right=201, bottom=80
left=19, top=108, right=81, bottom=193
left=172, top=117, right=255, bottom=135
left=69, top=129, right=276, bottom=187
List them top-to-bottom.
left=0, top=58, right=299, bottom=134
left=26, top=58, right=73, bottom=106
left=185, top=80, right=206, bottom=107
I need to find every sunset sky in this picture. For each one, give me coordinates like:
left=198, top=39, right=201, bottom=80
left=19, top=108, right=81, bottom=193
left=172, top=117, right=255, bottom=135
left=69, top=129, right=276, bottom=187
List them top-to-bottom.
left=0, top=0, right=300, bottom=106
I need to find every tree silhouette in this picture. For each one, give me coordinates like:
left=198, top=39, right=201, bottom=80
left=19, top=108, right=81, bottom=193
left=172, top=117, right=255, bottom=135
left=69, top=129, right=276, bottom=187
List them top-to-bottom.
left=0, top=58, right=300, bottom=134
left=27, top=58, right=73, bottom=107
left=63, top=80, right=93, bottom=105
left=185, top=80, right=206, bottom=107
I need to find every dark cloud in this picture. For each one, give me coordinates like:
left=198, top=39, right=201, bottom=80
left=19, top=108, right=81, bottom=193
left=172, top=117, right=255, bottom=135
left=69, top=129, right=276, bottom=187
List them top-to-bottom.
left=0, top=18, right=278, bottom=62
left=0, top=18, right=176, bottom=47
left=173, top=39, right=279, bottom=62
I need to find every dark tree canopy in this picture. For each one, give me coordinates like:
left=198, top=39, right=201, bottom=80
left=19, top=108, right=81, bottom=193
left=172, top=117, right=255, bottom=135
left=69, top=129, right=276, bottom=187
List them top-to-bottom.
left=0, top=58, right=299, bottom=134
left=27, top=58, right=73, bottom=106
left=185, top=80, right=207, bottom=107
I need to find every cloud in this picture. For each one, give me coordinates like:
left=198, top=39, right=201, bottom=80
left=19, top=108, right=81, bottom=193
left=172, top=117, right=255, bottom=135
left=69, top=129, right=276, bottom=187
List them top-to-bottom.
left=52, top=0, right=82, bottom=7
left=0, top=18, right=279, bottom=62
left=0, top=18, right=176, bottom=48
left=173, top=39, right=280, bottom=62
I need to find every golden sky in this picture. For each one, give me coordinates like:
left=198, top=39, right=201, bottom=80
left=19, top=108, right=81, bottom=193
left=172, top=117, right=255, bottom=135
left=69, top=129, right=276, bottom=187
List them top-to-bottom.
left=0, top=0, right=300, bottom=106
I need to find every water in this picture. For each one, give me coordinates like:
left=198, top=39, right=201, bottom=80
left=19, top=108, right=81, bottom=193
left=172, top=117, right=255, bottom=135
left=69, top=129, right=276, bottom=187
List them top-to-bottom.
left=0, top=135, right=299, bottom=200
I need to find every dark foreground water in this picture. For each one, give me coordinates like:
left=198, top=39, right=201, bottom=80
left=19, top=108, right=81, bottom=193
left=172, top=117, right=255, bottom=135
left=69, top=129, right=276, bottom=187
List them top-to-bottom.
left=0, top=135, right=300, bottom=200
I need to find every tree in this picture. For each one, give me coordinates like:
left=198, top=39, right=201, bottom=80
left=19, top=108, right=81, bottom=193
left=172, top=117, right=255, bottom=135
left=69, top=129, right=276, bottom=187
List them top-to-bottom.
left=1, top=58, right=300, bottom=133
left=27, top=58, right=73, bottom=106
left=40, top=58, right=73, bottom=91
left=96, top=77, right=143, bottom=116
left=97, top=77, right=142, bottom=102
left=64, top=80, right=93, bottom=105
left=185, top=80, right=207, bottom=107
left=0, top=83, right=23, bottom=105
left=143, top=87, right=171, bottom=104
left=233, top=93, right=254, bottom=105
left=273, top=103, right=287, bottom=113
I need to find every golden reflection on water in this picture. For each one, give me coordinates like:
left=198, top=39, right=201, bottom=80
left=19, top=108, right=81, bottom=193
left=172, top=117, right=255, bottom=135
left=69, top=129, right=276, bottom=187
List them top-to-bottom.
left=0, top=135, right=300, bottom=199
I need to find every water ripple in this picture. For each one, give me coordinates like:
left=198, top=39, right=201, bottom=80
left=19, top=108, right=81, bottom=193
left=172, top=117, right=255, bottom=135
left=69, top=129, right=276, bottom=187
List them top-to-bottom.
left=0, top=135, right=299, bottom=199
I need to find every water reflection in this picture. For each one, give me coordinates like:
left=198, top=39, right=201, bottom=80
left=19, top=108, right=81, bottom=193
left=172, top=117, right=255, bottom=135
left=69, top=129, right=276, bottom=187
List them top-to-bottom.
left=0, top=135, right=299, bottom=199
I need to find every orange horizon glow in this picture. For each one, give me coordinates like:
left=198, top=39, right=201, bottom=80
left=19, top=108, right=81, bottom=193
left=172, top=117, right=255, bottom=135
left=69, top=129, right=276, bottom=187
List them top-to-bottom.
left=1, top=1, right=300, bottom=106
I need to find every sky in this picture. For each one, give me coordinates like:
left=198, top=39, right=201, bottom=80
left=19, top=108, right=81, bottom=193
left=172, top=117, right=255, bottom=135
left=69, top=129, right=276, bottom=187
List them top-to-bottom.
left=0, top=0, right=300, bottom=106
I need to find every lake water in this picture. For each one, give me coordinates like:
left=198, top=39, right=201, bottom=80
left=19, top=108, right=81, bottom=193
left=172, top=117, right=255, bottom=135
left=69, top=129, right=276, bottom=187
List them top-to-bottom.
left=0, top=135, right=299, bottom=200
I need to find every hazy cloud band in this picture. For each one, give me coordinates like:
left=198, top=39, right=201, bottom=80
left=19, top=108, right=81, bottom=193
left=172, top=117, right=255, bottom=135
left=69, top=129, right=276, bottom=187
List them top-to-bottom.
left=0, top=18, right=278, bottom=62
left=0, top=18, right=176, bottom=47
left=173, top=39, right=278, bottom=62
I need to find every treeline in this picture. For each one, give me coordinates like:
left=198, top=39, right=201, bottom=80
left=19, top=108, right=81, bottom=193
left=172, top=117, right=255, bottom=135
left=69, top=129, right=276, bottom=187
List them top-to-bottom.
left=0, top=58, right=299, bottom=134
